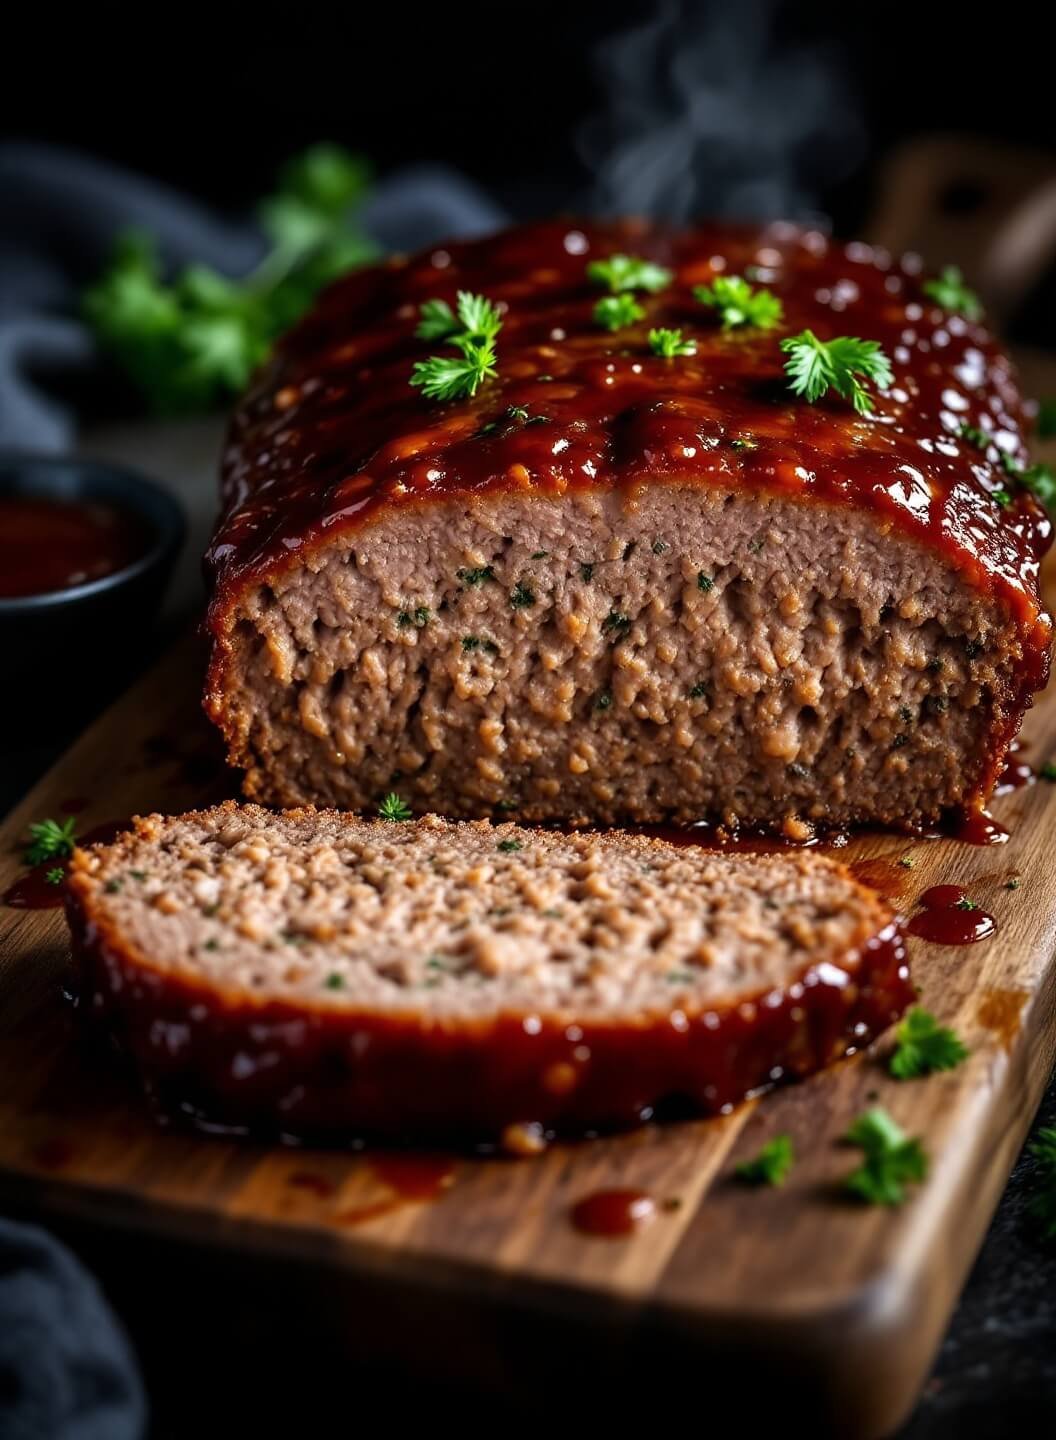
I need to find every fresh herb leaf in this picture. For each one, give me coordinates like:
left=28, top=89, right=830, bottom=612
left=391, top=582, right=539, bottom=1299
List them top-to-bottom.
left=85, top=146, right=375, bottom=413
left=586, top=253, right=672, bottom=295
left=923, top=265, right=982, bottom=322
left=693, top=275, right=783, bottom=332
left=411, top=292, right=503, bottom=402
left=593, top=294, right=645, bottom=331
left=415, top=298, right=458, bottom=341
left=648, top=327, right=697, bottom=358
left=781, top=329, right=893, bottom=415
left=411, top=337, right=498, bottom=402
left=1017, top=461, right=1056, bottom=514
left=992, top=487, right=1012, bottom=508
left=457, top=566, right=495, bottom=586
left=697, top=571, right=714, bottom=593
left=510, top=582, right=536, bottom=609
left=377, top=793, right=412, bottom=822
left=24, top=817, right=78, bottom=866
left=497, top=838, right=523, bottom=853
left=898, top=855, right=915, bottom=869
left=44, top=867, right=65, bottom=886
left=954, top=895, right=977, bottom=911
left=325, top=973, right=345, bottom=990
left=889, top=1006, right=969, bottom=1079
left=843, top=1108, right=928, bottom=1206
left=1028, top=1127, right=1056, bottom=1240
left=735, top=1133, right=795, bottom=1187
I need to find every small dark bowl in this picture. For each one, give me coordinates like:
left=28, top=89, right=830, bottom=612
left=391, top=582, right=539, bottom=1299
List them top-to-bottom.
left=0, top=453, right=185, bottom=703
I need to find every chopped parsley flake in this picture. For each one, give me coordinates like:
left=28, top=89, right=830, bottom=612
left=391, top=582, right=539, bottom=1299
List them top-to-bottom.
left=586, top=253, right=672, bottom=295
left=923, top=266, right=982, bottom=321
left=694, top=275, right=783, bottom=331
left=593, top=294, right=645, bottom=332
left=648, top=326, right=696, bottom=357
left=781, top=329, right=893, bottom=416
left=992, top=487, right=1012, bottom=508
left=651, top=538, right=667, bottom=555
left=579, top=563, right=595, bottom=583
left=457, top=566, right=495, bottom=586
left=697, top=571, right=714, bottom=593
left=510, top=581, right=536, bottom=609
left=397, top=606, right=430, bottom=629
left=602, top=610, right=631, bottom=636
left=461, top=635, right=498, bottom=654
left=688, top=681, right=708, bottom=699
left=594, top=691, right=613, bottom=711
left=1039, top=762, right=1056, bottom=782
left=377, top=793, right=413, bottom=822
left=24, top=816, right=78, bottom=866
left=497, top=839, right=523, bottom=853
left=898, top=856, right=915, bottom=869
left=44, top=867, right=65, bottom=886
left=1007, top=878, right=1020, bottom=890
left=104, top=879, right=123, bottom=894
left=954, top=896, right=977, bottom=911
left=324, top=973, right=345, bottom=990
left=889, top=1006, right=968, bottom=1079
left=843, top=1107, right=927, bottom=1206
left=1028, top=1127, right=1056, bottom=1239
left=735, top=1133, right=795, bottom=1187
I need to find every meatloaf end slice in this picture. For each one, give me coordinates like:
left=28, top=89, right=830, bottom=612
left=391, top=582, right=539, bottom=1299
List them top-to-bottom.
left=65, top=802, right=911, bottom=1144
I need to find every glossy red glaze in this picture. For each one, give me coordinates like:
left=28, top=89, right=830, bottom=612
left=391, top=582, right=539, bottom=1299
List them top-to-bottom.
left=206, top=220, right=1052, bottom=734
left=0, top=495, right=150, bottom=598
left=948, top=809, right=1009, bottom=846
left=3, top=820, right=133, bottom=910
left=63, top=868, right=911, bottom=1142
left=908, top=884, right=996, bottom=944
left=570, top=1188, right=657, bottom=1237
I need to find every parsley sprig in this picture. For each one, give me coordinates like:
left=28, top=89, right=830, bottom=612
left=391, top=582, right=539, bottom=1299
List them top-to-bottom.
left=84, top=145, right=376, bottom=413
left=586, top=254, right=672, bottom=295
left=923, top=265, right=982, bottom=322
left=694, top=275, right=783, bottom=331
left=411, top=290, right=503, bottom=402
left=593, top=294, right=645, bottom=332
left=648, top=327, right=697, bottom=358
left=781, top=330, right=893, bottom=415
left=377, top=793, right=413, bottom=822
left=24, top=817, right=78, bottom=867
left=889, top=1006, right=969, bottom=1079
left=843, top=1107, right=927, bottom=1206
left=1028, top=1127, right=1056, bottom=1241
left=735, top=1134, right=795, bottom=1187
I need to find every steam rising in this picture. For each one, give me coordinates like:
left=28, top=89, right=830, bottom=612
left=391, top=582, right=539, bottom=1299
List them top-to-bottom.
left=578, top=0, right=864, bottom=224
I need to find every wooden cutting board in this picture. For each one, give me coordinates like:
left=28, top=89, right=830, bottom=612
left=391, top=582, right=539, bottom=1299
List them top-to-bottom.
left=2, top=607, right=1056, bottom=1437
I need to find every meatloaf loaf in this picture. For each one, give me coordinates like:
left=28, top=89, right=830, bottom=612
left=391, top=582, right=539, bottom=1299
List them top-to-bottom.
left=204, top=220, right=1052, bottom=831
left=65, top=803, right=910, bottom=1142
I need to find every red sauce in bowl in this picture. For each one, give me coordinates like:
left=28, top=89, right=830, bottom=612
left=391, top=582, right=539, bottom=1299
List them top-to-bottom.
left=0, top=495, right=152, bottom=599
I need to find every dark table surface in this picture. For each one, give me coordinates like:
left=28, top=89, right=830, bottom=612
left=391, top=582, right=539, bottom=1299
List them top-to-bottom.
left=2, top=418, right=1054, bottom=1438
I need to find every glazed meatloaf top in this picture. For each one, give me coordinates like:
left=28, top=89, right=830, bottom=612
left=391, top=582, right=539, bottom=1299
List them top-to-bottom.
left=206, top=218, right=1051, bottom=692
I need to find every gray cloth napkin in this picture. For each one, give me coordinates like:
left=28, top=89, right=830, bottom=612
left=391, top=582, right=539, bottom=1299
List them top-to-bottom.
left=0, top=141, right=506, bottom=450
left=0, top=142, right=506, bottom=1439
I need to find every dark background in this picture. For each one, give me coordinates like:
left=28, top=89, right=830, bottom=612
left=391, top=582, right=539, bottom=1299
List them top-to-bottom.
left=2, top=2, right=1055, bottom=1435
left=4, top=2, right=1053, bottom=227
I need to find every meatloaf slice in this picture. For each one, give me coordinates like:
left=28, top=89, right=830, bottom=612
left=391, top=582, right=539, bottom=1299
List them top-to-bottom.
left=204, top=219, right=1051, bottom=832
left=65, top=802, right=910, bottom=1143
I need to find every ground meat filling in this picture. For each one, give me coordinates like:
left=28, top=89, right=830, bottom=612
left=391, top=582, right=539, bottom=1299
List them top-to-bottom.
left=216, top=488, right=1023, bottom=828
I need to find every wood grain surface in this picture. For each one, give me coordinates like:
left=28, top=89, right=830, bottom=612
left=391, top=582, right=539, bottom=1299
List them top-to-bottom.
left=3, top=354, right=1055, bottom=1439
left=1, top=612, right=1055, bottom=1437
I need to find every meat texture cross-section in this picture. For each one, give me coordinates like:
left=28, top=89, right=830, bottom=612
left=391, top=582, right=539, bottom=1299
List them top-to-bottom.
left=204, top=220, right=1052, bottom=831
left=65, top=804, right=911, bottom=1142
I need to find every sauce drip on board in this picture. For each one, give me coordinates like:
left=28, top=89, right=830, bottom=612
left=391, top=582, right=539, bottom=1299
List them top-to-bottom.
left=0, top=495, right=151, bottom=598
left=3, top=820, right=133, bottom=910
left=908, top=884, right=996, bottom=945
left=333, top=1154, right=457, bottom=1226
left=570, top=1188, right=658, bottom=1237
